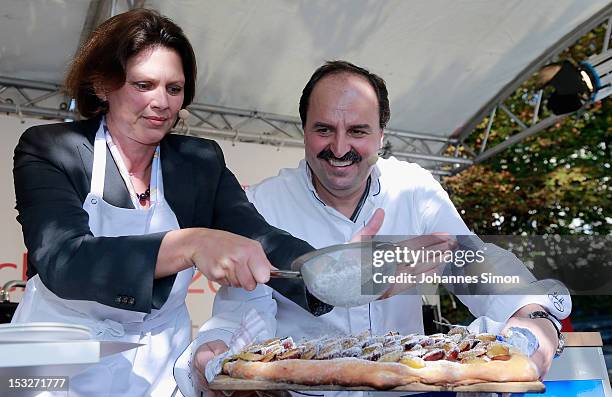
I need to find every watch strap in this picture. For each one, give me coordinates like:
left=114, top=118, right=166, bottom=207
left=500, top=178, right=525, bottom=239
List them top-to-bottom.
left=528, top=310, right=565, bottom=356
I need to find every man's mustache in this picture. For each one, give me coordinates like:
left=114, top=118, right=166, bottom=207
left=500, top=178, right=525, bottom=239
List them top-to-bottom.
left=317, top=148, right=362, bottom=163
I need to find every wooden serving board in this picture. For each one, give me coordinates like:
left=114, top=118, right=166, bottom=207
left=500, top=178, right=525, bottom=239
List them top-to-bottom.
left=563, top=332, right=602, bottom=347
left=210, top=375, right=545, bottom=393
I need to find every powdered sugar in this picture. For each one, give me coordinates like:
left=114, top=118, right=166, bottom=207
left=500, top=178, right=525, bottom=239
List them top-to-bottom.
left=301, top=248, right=379, bottom=307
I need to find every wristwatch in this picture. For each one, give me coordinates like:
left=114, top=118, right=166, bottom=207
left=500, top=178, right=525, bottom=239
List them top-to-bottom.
left=528, top=310, right=565, bottom=357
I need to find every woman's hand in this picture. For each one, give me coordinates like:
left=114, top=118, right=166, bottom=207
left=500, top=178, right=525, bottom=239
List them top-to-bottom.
left=156, top=228, right=272, bottom=291
left=191, top=229, right=272, bottom=290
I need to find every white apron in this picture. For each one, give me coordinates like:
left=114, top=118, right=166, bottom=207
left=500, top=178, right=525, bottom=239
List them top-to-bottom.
left=13, top=121, right=194, bottom=396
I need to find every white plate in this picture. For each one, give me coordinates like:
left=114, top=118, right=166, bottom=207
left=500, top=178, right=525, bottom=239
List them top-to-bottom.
left=0, top=322, right=93, bottom=342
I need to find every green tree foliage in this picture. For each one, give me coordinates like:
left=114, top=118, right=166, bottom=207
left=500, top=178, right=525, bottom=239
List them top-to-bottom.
left=438, top=24, right=611, bottom=327
left=443, top=25, right=611, bottom=236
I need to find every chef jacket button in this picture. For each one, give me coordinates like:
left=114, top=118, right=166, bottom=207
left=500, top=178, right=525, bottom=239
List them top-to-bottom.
left=91, top=198, right=98, bottom=205
left=128, top=297, right=135, bottom=305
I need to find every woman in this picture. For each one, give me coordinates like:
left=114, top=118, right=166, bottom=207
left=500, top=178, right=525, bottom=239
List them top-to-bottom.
left=11, top=9, right=315, bottom=396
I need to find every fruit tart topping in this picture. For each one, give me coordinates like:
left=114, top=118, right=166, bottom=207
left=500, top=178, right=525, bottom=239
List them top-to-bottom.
left=448, top=327, right=468, bottom=337
left=232, top=330, right=519, bottom=366
left=450, top=333, right=463, bottom=343
left=476, top=333, right=497, bottom=342
left=384, top=334, right=404, bottom=347
left=401, top=335, right=424, bottom=350
left=280, top=336, right=295, bottom=349
left=363, top=336, right=386, bottom=346
left=340, top=337, right=359, bottom=350
left=261, top=338, right=280, bottom=346
left=458, top=339, right=471, bottom=352
left=384, top=341, right=404, bottom=352
left=441, top=341, right=458, bottom=352
left=316, top=342, right=341, bottom=360
left=486, top=342, right=510, bottom=359
left=260, top=343, right=285, bottom=356
left=360, top=343, right=384, bottom=361
left=300, top=346, right=317, bottom=360
left=340, top=346, right=363, bottom=358
left=445, top=346, right=460, bottom=361
left=458, top=347, right=487, bottom=360
left=277, top=348, right=302, bottom=360
left=422, top=348, right=445, bottom=361
left=378, top=350, right=403, bottom=362
left=237, top=351, right=265, bottom=361
left=261, top=351, right=278, bottom=362
left=399, top=355, right=426, bottom=368
left=460, top=356, right=491, bottom=364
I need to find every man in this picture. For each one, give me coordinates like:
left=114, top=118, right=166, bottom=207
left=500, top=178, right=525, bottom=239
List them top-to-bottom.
left=182, top=61, right=570, bottom=394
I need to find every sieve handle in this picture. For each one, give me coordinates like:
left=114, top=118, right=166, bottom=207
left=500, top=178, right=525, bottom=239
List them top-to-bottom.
left=270, top=269, right=302, bottom=279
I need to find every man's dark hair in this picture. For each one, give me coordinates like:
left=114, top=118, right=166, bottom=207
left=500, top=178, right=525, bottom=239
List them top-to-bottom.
left=65, top=8, right=197, bottom=118
left=299, top=60, right=390, bottom=129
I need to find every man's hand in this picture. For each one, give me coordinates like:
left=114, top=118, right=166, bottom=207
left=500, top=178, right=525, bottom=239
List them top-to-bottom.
left=350, top=208, right=385, bottom=242
left=379, top=233, right=457, bottom=299
left=502, top=304, right=559, bottom=378
left=193, top=339, right=229, bottom=396
left=194, top=340, right=290, bottom=397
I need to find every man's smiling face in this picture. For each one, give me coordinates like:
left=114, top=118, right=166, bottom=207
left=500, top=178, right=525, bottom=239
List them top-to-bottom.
left=304, top=72, right=384, bottom=199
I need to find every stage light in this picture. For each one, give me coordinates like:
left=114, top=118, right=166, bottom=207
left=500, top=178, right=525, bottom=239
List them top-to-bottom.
left=580, top=49, right=612, bottom=102
left=539, top=50, right=612, bottom=115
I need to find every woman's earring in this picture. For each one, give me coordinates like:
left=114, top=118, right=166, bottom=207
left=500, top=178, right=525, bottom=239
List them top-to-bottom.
left=176, top=108, right=191, bottom=134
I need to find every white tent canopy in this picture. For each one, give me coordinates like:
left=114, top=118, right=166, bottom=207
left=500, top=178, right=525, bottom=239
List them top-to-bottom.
left=1, top=0, right=611, bottom=171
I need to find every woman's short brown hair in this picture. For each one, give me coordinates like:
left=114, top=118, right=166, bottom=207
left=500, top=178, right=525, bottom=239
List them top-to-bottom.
left=65, top=8, right=197, bottom=118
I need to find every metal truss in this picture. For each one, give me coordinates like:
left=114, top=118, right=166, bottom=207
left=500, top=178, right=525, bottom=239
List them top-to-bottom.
left=0, top=0, right=470, bottom=177
left=2, top=1, right=609, bottom=179
left=7, top=2, right=609, bottom=177
left=441, top=9, right=612, bottom=176
left=0, top=75, right=467, bottom=176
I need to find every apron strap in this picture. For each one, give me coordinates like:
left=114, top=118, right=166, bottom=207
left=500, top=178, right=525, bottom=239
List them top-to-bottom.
left=90, top=122, right=107, bottom=198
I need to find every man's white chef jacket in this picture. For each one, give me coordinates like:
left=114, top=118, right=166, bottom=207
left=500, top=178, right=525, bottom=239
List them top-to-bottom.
left=179, top=157, right=570, bottom=396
